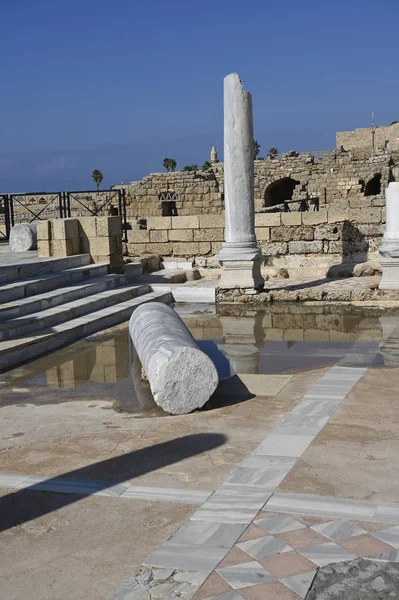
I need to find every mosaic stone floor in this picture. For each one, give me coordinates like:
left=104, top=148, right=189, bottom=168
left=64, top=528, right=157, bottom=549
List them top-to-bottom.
left=193, top=512, right=398, bottom=599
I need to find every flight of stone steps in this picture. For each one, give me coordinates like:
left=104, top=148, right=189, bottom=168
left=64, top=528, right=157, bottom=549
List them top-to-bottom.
left=0, top=254, right=172, bottom=374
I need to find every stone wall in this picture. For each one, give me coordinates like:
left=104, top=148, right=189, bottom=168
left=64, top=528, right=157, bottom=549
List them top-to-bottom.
left=337, top=123, right=399, bottom=152
left=119, top=148, right=399, bottom=218
left=126, top=200, right=385, bottom=275
left=37, top=216, right=123, bottom=272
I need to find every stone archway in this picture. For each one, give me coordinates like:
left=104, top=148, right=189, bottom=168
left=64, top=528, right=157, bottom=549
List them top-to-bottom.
left=365, top=173, right=381, bottom=196
left=264, top=177, right=300, bottom=207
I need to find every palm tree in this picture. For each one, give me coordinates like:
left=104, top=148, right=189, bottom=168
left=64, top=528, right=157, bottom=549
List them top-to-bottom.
left=253, top=140, right=261, bottom=160
left=268, top=147, right=279, bottom=159
left=163, top=158, right=177, bottom=172
left=202, top=161, right=212, bottom=171
left=182, top=164, right=198, bottom=171
left=91, top=169, right=103, bottom=191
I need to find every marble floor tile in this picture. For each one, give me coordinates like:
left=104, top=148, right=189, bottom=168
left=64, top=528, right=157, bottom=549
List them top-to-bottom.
left=279, top=398, right=340, bottom=429
left=251, top=434, right=315, bottom=458
left=240, top=455, right=297, bottom=470
left=224, top=467, right=288, bottom=489
left=0, top=473, right=30, bottom=488
left=120, top=485, right=212, bottom=504
left=264, top=492, right=376, bottom=520
left=373, top=503, right=399, bottom=524
left=191, top=507, right=259, bottom=525
left=255, top=514, right=306, bottom=535
left=311, top=519, right=367, bottom=541
left=171, top=521, right=248, bottom=548
left=237, top=524, right=268, bottom=543
left=372, top=525, right=399, bottom=548
left=276, top=528, right=328, bottom=549
left=338, top=534, right=394, bottom=557
left=237, top=535, right=292, bottom=560
left=144, top=542, right=228, bottom=572
left=298, top=542, right=357, bottom=567
left=217, top=547, right=254, bottom=568
left=364, top=548, right=399, bottom=562
left=259, top=550, right=316, bottom=579
left=216, top=561, right=275, bottom=589
left=280, top=571, right=317, bottom=599
left=193, top=572, right=233, bottom=600
left=240, top=581, right=301, bottom=599
left=198, top=592, right=242, bottom=600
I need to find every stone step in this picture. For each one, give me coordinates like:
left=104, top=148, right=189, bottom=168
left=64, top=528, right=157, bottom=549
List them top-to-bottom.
left=0, top=254, right=90, bottom=284
left=0, top=263, right=109, bottom=303
left=0, top=273, right=128, bottom=321
left=0, top=283, right=151, bottom=341
left=0, top=290, right=172, bottom=373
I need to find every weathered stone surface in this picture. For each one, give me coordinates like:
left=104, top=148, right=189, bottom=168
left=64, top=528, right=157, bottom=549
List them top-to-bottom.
left=216, top=73, right=263, bottom=290
left=9, top=223, right=37, bottom=252
left=271, top=226, right=314, bottom=242
left=288, top=241, right=323, bottom=254
left=353, top=261, right=382, bottom=277
left=129, top=303, right=218, bottom=415
left=306, top=559, right=399, bottom=600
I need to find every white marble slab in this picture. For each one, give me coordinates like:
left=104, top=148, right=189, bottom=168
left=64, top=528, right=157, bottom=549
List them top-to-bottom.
left=252, top=433, right=315, bottom=458
left=120, top=485, right=212, bottom=504
left=265, top=492, right=376, bottom=520
left=255, top=514, right=306, bottom=534
left=311, top=519, right=367, bottom=541
left=170, top=521, right=247, bottom=548
left=373, top=525, right=399, bottom=548
left=144, top=542, right=228, bottom=572
left=298, top=542, right=357, bottom=567
left=217, top=561, right=275, bottom=589
left=281, top=571, right=317, bottom=599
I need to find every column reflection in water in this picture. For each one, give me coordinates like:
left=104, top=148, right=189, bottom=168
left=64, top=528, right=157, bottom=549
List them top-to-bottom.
left=218, top=312, right=265, bottom=374
left=379, top=316, right=399, bottom=367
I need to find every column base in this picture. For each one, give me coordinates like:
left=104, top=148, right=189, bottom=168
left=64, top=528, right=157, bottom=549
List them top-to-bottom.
left=379, top=252, right=399, bottom=290
left=217, top=258, right=264, bottom=291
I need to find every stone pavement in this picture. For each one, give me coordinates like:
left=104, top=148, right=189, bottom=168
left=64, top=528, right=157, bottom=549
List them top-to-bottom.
left=115, top=363, right=399, bottom=599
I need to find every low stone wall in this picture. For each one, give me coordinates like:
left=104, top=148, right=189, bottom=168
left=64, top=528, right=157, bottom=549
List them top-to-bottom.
left=126, top=202, right=385, bottom=275
left=37, top=216, right=123, bottom=272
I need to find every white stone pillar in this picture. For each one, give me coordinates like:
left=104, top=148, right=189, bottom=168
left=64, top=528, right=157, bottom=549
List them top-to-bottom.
left=216, top=73, right=264, bottom=292
left=379, top=182, right=399, bottom=289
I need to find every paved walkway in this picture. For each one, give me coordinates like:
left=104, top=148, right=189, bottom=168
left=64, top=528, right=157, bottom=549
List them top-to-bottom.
left=115, top=364, right=399, bottom=600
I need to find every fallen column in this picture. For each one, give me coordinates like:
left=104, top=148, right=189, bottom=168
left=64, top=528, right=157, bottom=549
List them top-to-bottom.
left=379, top=182, right=399, bottom=289
left=9, top=223, right=37, bottom=252
left=129, top=302, right=219, bottom=415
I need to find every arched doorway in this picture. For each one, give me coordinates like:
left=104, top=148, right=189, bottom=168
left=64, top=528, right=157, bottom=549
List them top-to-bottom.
left=365, top=173, right=381, bottom=196
left=264, top=178, right=300, bottom=207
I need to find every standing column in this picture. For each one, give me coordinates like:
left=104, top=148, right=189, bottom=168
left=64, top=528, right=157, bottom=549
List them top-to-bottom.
left=216, top=73, right=264, bottom=291
left=379, top=182, right=399, bottom=289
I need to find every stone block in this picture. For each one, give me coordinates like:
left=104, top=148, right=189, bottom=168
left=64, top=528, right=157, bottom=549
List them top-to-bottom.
left=349, top=208, right=382, bottom=224
left=328, top=209, right=349, bottom=223
left=281, top=212, right=302, bottom=226
left=301, top=212, right=328, bottom=225
left=255, top=213, right=281, bottom=227
left=199, top=214, right=225, bottom=228
left=96, top=216, right=122, bottom=237
left=147, top=216, right=172, bottom=230
left=171, top=216, right=200, bottom=229
left=78, top=217, right=97, bottom=239
left=52, top=218, right=79, bottom=240
left=36, top=220, right=51, bottom=240
left=314, top=224, right=342, bottom=241
left=271, top=226, right=313, bottom=242
left=255, top=227, right=270, bottom=241
left=194, top=228, right=224, bottom=242
left=127, top=229, right=150, bottom=243
left=150, top=229, right=168, bottom=243
left=168, top=229, right=194, bottom=241
left=87, top=237, right=111, bottom=256
left=50, top=239, right=77, bottom=256
left=38, top=240, right=51, bottom=257
left=328, top=240, right=369, bottom=255
left=211, top=241, right=223, bottom=253
left=288, top=241, right=323, bottom=254
left=172, top=242, right=200, bottom=255
left=198, top=242, right=212, bottom=254
left=261, top=242, right=288, bottom=256
left=127, top=243, right=149, bottom=255
left=145, top=243, right=173, bottom=256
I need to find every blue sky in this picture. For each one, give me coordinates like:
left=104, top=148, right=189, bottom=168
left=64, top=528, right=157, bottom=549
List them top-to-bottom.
left=1, top=0, right=398, bottom=192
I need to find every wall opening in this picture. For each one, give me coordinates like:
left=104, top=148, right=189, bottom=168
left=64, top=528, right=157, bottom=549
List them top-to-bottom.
left=365, top=173, right=381, bottom=196
left=264, top=178, right=300, bottom=207
left=159, top=192, right=178, bottom=216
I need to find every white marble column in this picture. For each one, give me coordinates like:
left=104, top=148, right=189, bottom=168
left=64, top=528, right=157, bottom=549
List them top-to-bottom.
left=216, top=73, right=264, bottom=291
left=379, top=182, right=399, bottom=289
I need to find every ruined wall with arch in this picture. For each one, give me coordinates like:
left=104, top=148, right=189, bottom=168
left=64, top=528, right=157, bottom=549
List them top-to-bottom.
left=117, top=148, right=399, bottom=219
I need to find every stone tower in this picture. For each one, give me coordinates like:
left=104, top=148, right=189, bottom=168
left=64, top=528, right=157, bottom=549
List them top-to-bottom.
left=210, top=146, right=218, bottom=164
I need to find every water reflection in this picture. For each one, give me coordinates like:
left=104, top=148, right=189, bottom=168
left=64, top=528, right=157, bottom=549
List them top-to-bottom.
left=3, top=304, right=399, bottom=412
